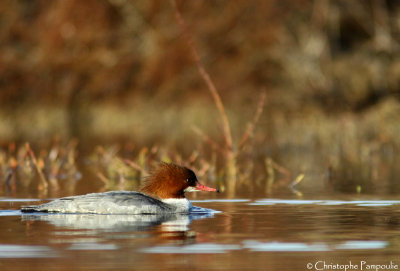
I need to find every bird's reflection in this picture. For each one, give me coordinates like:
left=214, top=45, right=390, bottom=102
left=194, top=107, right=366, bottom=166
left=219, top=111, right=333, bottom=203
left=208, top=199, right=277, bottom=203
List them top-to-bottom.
left=21, top=206, right=217, bottom=233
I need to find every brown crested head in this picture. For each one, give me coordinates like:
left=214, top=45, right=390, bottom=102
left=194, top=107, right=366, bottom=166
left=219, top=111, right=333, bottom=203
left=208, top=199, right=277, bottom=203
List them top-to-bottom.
left=140, top=162, right=218, bottom=199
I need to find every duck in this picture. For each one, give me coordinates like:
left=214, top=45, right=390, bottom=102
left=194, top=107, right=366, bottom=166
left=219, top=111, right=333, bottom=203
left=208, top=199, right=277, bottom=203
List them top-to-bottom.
left=21, top=162, right=219, bottom=214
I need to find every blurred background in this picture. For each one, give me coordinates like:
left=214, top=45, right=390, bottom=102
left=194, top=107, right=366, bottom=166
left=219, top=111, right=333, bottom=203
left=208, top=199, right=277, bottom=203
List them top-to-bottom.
left=0, top=0, right=400, bottom=197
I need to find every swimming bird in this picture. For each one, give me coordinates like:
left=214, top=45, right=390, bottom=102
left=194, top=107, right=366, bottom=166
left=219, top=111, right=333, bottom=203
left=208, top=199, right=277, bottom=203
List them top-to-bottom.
left=21, top=163, right=219, bottom=214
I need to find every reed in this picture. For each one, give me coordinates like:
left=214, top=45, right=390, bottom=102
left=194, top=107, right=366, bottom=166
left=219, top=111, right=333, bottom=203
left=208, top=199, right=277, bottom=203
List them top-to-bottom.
left=170, top=0, right=268, bottom=195
left=0, top=141, right=80, bottom=196
left=26, top=143, right=48, bottom=191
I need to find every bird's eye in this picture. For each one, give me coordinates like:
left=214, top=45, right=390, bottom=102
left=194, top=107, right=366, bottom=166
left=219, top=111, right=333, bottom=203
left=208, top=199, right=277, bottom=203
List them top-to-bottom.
left=186, top=178, right=190, bottom=183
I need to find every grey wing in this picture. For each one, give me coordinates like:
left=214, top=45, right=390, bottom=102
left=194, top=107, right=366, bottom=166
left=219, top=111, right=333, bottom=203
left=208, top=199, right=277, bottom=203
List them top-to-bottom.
left=99, top=191, right=175, bottom=213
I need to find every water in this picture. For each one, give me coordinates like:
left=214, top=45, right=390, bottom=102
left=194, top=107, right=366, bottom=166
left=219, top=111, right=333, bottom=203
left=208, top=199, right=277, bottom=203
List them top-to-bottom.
left=1, top=196, right=400, bottom=271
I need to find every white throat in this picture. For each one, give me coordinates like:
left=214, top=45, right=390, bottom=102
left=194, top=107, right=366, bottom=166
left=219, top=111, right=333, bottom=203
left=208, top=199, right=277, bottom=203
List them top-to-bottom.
left=162, top=198, right=192, bottom=213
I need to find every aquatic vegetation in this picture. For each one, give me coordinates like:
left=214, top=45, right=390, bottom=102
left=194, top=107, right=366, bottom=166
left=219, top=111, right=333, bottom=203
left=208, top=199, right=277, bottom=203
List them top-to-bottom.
left=1, top=1, right=400, bottom=197
left=0, top=141, right=80, bottom=196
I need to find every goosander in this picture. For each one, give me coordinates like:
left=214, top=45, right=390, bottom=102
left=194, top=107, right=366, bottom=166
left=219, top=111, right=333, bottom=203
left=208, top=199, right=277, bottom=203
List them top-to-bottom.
left=21, top=163, right=219, bottom=214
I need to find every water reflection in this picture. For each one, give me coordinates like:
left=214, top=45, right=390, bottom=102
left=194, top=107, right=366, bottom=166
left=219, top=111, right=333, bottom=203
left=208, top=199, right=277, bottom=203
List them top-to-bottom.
left=0, top=197, right=399, bottom=269
left=249, top=199, right=400, bottom=207
left=21, top=208, right=216, bottom=233
left=140, top=240, right=389, bottom=254
left=242, top=240, right=388, bottom=251
left=335, top=240, right=388, bottom=250
left=67, top=243, right=119, bottom=251
left=141, top=243, right=241, bottom=254
left=0, top=245, right=58, bottom=258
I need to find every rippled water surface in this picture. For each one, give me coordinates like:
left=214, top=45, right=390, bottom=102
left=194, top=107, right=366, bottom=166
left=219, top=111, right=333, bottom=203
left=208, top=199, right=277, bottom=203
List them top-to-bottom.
left=1, top=195, right=400, bottom=271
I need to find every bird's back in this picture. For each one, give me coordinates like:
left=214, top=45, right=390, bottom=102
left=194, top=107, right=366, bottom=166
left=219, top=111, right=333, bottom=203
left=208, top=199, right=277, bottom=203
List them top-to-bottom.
left=21, top=191, right=177, bottom=214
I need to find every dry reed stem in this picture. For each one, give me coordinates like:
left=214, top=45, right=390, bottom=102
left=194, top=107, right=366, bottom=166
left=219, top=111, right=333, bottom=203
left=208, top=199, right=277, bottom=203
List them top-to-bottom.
left=170, top=0, right=233, bottom=151
left=238, top=91, right=266, bottom=150
left=191, top=125, right=225, bottom=153
left=25, top=143, right=48, bottom=191
left=187, top=150, right=199, bottom=164
left=265, top=158, right=274, bottom=194
left=270, top=158, right=291, bottom=183
left=123, top=159, right=148, bottom=176
left=197, top=162, right=211, bottom=178
left=118, top=169, right=126, bottom=190
left=97, top=172, right=110, bottom=189
left=291, top=173, right=305, bottom=187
